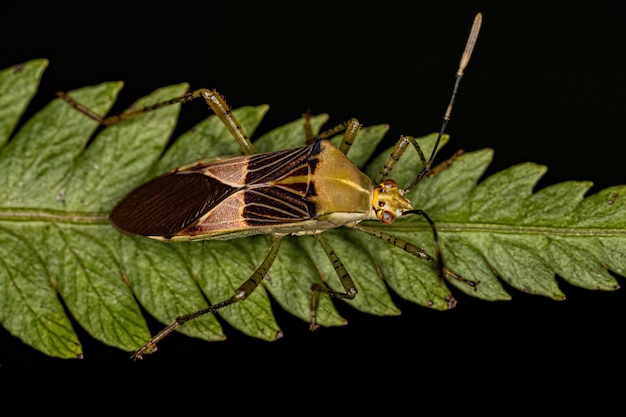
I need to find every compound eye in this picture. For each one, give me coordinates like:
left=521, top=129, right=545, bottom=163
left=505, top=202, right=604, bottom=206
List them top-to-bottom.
left=382, top=179, right=398, bottom=190
left=380, top=210, right=395, bottom=224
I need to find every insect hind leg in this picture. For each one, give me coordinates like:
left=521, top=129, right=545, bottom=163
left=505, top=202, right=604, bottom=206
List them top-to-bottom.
left=57, top=87, right=256, bottom=155
left=131, top=235, right=283, bottom=360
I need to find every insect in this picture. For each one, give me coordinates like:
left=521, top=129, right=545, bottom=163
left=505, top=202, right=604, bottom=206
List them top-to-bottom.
left=57, top=13, right=482, bottom=359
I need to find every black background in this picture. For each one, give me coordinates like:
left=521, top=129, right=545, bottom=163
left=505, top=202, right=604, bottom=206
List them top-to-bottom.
left=1, top=0, right=625, bottom=396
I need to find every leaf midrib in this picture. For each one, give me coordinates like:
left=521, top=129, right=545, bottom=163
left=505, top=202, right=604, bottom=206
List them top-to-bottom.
left=1, top=207, right=623, bottom=239
left=0, top=208, right=108, bottom=223
left=372, top=221, right=626, bottom=237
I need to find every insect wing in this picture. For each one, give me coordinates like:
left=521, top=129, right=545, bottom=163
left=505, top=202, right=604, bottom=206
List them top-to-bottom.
left=110, top=143, right=319, bottom=239
left=188, top=144, right=318, bottom=234
left=109, top=171, right=237, bottom=238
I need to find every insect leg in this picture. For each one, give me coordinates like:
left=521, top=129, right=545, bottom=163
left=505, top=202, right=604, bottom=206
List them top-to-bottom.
left=57, top=88, right=255, bottom=155
left=303, top=109, right=314, bottom=143
left=315, top=118, right=362, bottom=155
left=335, top=119, right=361, bottom=156
left=375, top=135, right=429, bottom=184
left=374, top=136, right=466, bottom=185
left=427, top=149, right=466, bottom=178
left=350, top=223, right=477, bottom=288
left=310, top=233, right=358, bottom=331
left=131, top=235, right=282, bottom=360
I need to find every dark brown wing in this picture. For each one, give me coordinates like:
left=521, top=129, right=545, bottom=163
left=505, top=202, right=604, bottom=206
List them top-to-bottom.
left=109, top=172, right=237, bottom=237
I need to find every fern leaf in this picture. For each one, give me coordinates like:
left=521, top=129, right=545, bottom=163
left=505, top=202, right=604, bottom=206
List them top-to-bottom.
left=0, top=60, right=623, bottom=359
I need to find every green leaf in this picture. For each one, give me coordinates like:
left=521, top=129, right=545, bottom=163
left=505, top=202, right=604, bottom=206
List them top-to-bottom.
left=0, top=59, right=48, bottom=148
left=0, top=60, right=624, bottom=359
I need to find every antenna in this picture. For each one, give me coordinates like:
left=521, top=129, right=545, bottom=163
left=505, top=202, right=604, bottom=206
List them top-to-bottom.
left=405, top=12, right=482, bottom=192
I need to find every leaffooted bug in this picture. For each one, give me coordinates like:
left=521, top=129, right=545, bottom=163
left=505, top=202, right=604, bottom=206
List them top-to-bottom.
left=57, top=13, right=483, bottom=359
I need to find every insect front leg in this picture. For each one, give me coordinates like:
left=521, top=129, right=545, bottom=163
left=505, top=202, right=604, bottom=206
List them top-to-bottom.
left=57, top=87, right=256, bottom=155
left=375, top=135, right=429, bottom=185
left=376, top=136, right=466, bottom=185
left=350, top=223, right=477, bottom=288
left=309, top=233, right=358, bottom=331
left=131, top=235, right=283, bottom=360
